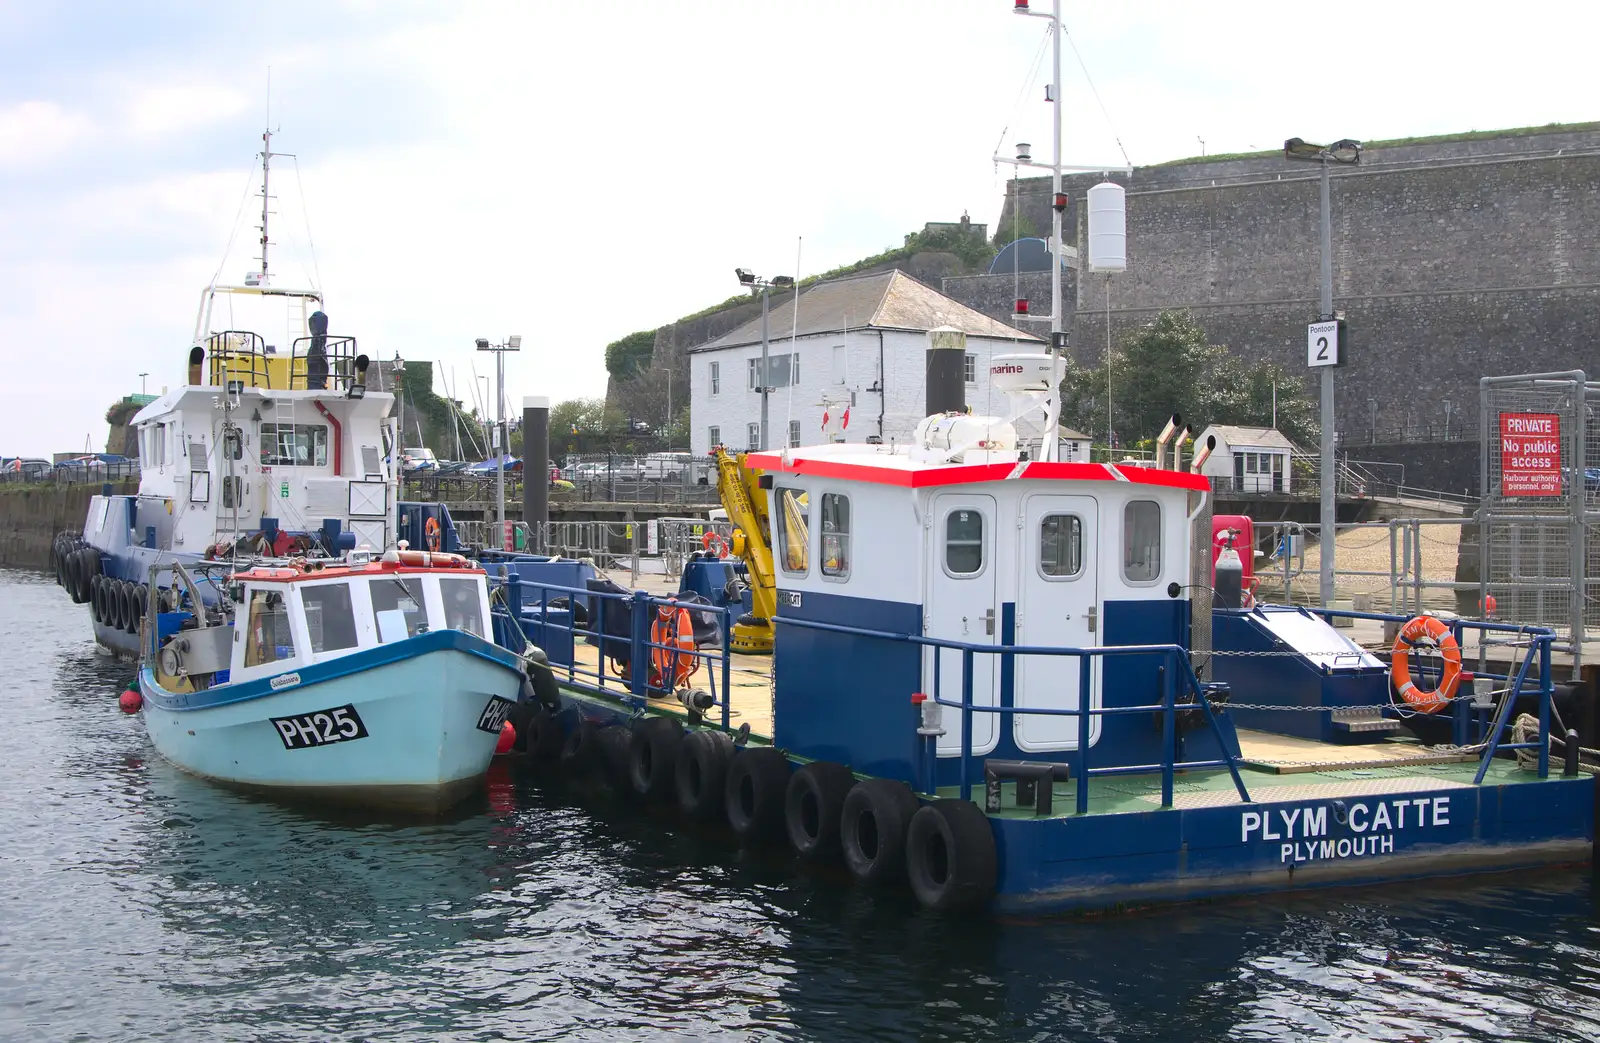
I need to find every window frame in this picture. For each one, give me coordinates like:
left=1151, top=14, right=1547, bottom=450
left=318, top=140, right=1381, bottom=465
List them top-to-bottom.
left=963, top=352, right=977, bottom=384
left=709, top=360, right=720, bottom=396
left=788, top=420, right=801, bottom=448
left=259, top=422, right=329, bottom=467
left=746, top=422, right=760, bottom=451
left=707, top=425, right=720, bottom=449
left=773, top=485, right=810, bottom=577
left=819, top=491, right=851, bottom=581
left=1122, top=498, right=1163, bottom=586
left=942, top=506, right=987, bottom=579
left=1037, top=512, right=1086, bottom=581
left=438, top=576, right=487, bottom=638
left=299, top=580, right=362, bottom=657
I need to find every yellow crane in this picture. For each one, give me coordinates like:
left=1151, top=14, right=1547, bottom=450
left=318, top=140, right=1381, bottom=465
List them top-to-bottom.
left=712, top=446, right=778, bottom=654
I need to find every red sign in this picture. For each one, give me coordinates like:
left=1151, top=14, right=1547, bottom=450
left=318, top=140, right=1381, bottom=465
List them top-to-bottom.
left=1500, top=412, right=1562, bottom=496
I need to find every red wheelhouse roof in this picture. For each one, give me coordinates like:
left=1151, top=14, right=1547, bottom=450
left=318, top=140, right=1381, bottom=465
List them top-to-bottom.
left=742, top=450, right=1210, bottom=492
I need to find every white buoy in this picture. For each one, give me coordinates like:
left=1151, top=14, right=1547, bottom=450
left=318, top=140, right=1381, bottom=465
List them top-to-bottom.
left=1086, top=182, right=1127, bottom=272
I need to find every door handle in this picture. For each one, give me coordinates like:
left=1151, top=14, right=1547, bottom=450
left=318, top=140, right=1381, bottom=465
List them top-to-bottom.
left=1086, top=606, right=1097, bottom=634
left=983, top=608, right=995, bottom=635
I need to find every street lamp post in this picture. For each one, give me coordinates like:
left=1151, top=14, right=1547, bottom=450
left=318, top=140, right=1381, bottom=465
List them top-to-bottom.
left=1285, top=135, right=1361, bottom=608
left=734, top=269, right=794, bottom=451
left=476, top=335, right=522, bottom=548
left=139, top=371, right=149, bottom=396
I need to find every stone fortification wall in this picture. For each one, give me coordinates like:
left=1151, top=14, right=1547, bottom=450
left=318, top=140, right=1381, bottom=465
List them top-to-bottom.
left=995, top=126, right=1600, bottom=461
left=0, top=483, right=136, bottom=571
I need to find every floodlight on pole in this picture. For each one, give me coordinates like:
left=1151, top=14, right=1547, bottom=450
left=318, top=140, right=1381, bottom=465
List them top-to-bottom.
left=734, top=269, right=794, bottom=451
left=477, top=334, right=522, bottom=548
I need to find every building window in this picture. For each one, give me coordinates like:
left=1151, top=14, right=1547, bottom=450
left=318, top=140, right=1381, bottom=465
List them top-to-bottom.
left=832, top=345, right=847, bottom=384
left=748, top=353, right=798, bottom=390
left=964, top=353, right=977, bottom=384
left=709, top=361, right=720, bottom=396
left=788, top=420, right=801, bottom=448
left=260, top=423, right=328, bottom=467
left=746, top=423, right=760, bottom=450
left=708, top=426, right=721, bottom=449
left=774, top=487, right=809, bottom=575
left=820, top=493, right=850, bottom=578
left=1123, top=500, right=1161, bottom=583
left=944, top=509, right=984, bottom=576
left=1039, top=514, right=1083, bottom=579
left=301, top=583, right=359, bottom=653
left=243, top=588, right=296, bottom=667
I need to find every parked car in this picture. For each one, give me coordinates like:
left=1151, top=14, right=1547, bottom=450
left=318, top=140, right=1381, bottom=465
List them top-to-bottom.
left=402, top=447, right=439, bottom=472
left=1, top=457, right=53, bottom=481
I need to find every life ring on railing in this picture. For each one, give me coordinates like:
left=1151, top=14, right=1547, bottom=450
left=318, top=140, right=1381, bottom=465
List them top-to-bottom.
left=424, top=516, right=442, bottom=552
left=701, top=531, right=729, bottom=559
left=394, top=549, right=469, bottom=569
left=650, top=604, right=699, bottom=689
left=1391, top=613, right=1462, bottom=713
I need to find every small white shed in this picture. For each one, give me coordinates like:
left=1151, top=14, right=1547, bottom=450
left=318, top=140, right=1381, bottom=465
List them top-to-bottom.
left=1195, top=425, right=1296, bottom=494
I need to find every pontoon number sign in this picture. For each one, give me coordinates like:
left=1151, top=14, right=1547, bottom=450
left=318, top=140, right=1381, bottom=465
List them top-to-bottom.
left=271, top=705, right=369, bottom=750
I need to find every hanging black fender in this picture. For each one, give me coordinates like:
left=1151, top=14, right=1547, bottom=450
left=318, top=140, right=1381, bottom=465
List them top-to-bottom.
left=628, top=716, right=684, bottom=802
left=675, top=730, right=735, bottom=821
left=724, top=747, right=790, bottom=841
left=785, top=761, right=857, bottom=861
left=840, top=778, right=921, bottom=887
left=906, top=799, right=998, bottom=913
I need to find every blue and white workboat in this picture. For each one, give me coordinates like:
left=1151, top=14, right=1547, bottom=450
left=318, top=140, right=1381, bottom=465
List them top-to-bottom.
left=137, top=548, right=530, bottom=811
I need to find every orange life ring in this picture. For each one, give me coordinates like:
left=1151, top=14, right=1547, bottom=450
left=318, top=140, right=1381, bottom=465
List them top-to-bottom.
left=424, top=516, right=442, bottom=552
left=702, top=531, right=729, bottom=559
left=394, top=549, right=469, bottom=569
left=650, top=604, right=699, bottom=689
left=1391, top=613, right=1462, bottom=713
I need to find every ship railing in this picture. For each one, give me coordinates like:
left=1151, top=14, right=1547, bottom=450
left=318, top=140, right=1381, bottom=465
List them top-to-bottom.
left=206, top=331, right=272, bottom=387
left=287, top=334, right=361, bottom=393
left=488, top=573, right=739, bottom=731
left=780, top=617, right=1250, bottom=812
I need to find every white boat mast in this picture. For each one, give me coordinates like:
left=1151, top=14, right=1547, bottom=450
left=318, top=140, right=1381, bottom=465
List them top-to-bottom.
left=256, top=127, right=285, bottom=287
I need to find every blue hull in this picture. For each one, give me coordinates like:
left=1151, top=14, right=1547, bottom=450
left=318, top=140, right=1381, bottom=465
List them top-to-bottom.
left=139, top=633, right=525, bottom=812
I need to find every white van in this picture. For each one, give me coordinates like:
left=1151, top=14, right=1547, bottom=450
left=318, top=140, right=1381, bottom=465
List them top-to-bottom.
left=640, top=452, right=694, bottom=482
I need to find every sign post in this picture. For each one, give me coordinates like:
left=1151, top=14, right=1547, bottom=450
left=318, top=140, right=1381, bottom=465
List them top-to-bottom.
left=1307, top=320, right=1339, bottom=368
left=1499, top=412, right=1562, bottom=497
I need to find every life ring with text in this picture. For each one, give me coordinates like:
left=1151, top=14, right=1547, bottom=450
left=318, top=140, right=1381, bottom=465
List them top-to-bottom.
left=424, top=516, right=442, bottom=552
left=702, top=531, right=729, bottom=559
left=394, top=549, right=469, bottom=569
left=650, top=604, right=699, bottom=689
left=1391, top=613, right=1462, bottom=713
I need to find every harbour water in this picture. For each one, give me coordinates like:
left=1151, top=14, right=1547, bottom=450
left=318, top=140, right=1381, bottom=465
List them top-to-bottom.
left=3, top=567, right=1600, bottom=1042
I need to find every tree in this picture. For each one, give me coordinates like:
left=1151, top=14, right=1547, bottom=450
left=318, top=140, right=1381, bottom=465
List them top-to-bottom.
left=1062, top=310, right=1317, bottom=448
left=603, top=330, right=656, bottom=381
left=550, top=397, right=609, bottom=437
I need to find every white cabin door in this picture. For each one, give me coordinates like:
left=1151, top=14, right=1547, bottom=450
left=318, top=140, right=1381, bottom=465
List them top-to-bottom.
left=1014, top=493, right=1100, bottom=751
left=927, top=494, right=1000, bottom=756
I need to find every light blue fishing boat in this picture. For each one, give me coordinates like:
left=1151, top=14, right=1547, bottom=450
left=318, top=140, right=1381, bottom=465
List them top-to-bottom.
left=136, top=548, right=535, bottom=811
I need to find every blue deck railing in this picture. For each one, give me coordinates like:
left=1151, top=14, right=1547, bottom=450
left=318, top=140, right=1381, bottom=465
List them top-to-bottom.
left=488, top=569, right=1563, bottom=814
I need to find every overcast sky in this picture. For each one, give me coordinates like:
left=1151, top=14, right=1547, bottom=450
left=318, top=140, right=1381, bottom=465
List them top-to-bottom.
left=2, top=0, right=1595, bottom=455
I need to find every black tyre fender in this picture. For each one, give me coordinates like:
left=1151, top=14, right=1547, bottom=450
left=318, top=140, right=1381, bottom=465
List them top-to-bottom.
left=77, top=548, right=100, bottom=604
left=66, top=551, right=84, bottom=604
left=89, top=573, right=104, bottom=622
left=103, top=578, right=118, bottom=630
left=115, top=581, right=132, bottom=632
left=127, top=583, right=146, bottom=633
left=523, top=707, right=565, bottom=762
left=628, top=716, right=684, bottom=801
left=560, top=719, right=599, bottom=773
left=594, top=725, right=635, bottom=794
left=675, top=729, right=735, bottom=821
left=724, top=746, right=791, bottom=841
left=784, top=761, right=857, bottom=861
left=841, top=778, right=921, bottom=886
left=905, top=799, right=998, bottom=913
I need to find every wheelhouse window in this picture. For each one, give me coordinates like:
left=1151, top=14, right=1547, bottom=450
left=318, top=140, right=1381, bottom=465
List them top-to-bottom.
left=260, top=423, right=328, bottom=467
left=774, top=487, right=809, bottom=575
left=820, top=493, right=850, bottom=579
left=1123, top=500, right=1162, bottom=583
left=945, top=509, right=984, bottom=576
left=1039, top=514, right=1083, bottom=578
left=369, top=576, right=428, bottom=642
left=439, top=577, right=485, bottom=637
left=301, top=582, right=359, bottom=653
left=243, top=588, right=296, bottom=667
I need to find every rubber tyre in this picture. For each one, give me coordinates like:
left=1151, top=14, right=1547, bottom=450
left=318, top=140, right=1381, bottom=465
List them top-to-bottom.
left=76, top=549, right=100, bottom=604
left=66, top=551, right=84, bottom=604
left=89, top=573, right=103, bottom=623
left=104, top=578, right=119, bottom=630
left=117, top=581, right=133, bottom=632
left=127, top=583, right=145, bottom=634
left=524, top=707, right=565, bottom=762
left=629, top=716, right=684, bottom=801
left=560, top=720, right=599, bottom=773
left=594, top=726, right=634, bottom=794
left=675, top=729, right=735, bottom=821
left=724, top=747, right=791, bottom=841
left=784, top=761, right=857, bottom=861
left=841, top=778, right=921, bottom=886
left=905, top=799, right=998, bottom=914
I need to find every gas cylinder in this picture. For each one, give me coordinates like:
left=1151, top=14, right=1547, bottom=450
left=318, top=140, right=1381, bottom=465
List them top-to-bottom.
left=1214, top=532, right=1244, bottom=610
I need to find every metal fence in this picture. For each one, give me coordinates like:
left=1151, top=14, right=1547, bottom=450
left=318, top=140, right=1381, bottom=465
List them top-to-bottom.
left=406, top=471, right=720, bottom=508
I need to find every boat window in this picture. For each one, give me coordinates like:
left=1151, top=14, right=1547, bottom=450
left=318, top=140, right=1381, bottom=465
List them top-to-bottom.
left=260, top=423, right=328, bottom=467
left=222, top=427, right=243, bottom=460
left=221, top=476, right=243, bottom=510
left=774, top=487, right=809, bottom=575
left=820, top=493, right=850, bottom=579
left=1123, top=500, right=1162, bottom=583
left=945, top=509, right=984, bottom=576
left=1040, top=514, right=1083, bottom=579
left=369, top=576, right=428, bottom=642
left=439, top=577, right=485, bottom=637
left=301, top=583, right=359, bottom=653
left=243, top=588, right=297, bottom=667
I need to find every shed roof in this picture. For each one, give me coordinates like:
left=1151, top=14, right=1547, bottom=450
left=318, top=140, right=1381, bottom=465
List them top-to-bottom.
left=691, top=269, right=1041, bottom=353
left=1202, top=425, right=1297, bottom=451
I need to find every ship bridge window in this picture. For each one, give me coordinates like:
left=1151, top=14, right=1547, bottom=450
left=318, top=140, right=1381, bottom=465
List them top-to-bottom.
left=260, top=423, right=328, bottom=467
left=774, top=487, right=809, bottom=575
left=820, top=493, right=850, bottom=579
left=1123, top=500, right=1162, bottom=583
left=945, top=509, right=984, bottom=576
left=1040, top=514, right=1083, bottom=579
left=369, top=576, right=428, bottom=643
left=440, top=577, right=485, bottom=637
left=301, top=583, right=359, bottom=653
left=244, top=588, right=297, bottom=667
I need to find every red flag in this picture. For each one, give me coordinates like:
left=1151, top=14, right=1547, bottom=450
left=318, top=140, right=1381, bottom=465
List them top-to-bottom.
left=841, top=406, right=850, bottom=430
left=821, top=408, right=830, bottom=429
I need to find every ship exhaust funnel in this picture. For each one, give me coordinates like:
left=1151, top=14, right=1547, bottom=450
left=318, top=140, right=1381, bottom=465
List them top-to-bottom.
left=925, top=326, right=967, bottom=416
left=188, top=347, right=204, bottom=386
left=1154, top=413, right=1182, bottom=470
left=1190, top=434, right=1217, bottom=473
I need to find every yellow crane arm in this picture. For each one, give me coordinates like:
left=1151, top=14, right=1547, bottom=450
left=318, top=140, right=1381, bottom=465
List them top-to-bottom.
left=714, top=447, right=777, bottom=626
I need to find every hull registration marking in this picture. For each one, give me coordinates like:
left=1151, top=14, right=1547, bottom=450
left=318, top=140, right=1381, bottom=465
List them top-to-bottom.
left=271, top=704, right=369, bottom=750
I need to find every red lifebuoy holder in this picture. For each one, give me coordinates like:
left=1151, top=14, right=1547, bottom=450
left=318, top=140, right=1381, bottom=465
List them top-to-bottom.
left=702, top=531, right=729, bottom=559
left=650, top=604, right=699, bottom=689
left=1391, top=613, right=1462, bottom=713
